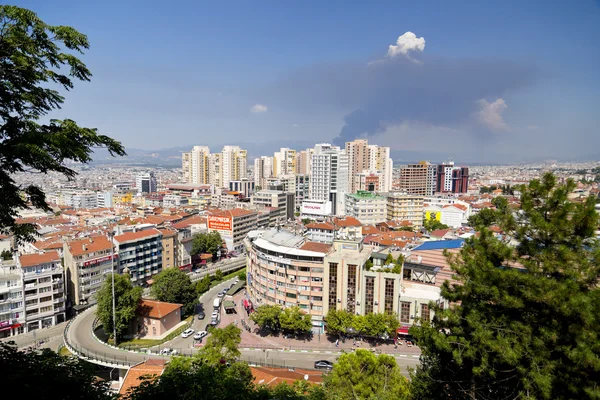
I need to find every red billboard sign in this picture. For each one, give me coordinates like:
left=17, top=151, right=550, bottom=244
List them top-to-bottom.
left=208, top=215, right=232, bottom=231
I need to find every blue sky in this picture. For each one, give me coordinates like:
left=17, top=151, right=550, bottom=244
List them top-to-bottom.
left=15, top=0, right=600, bottom=162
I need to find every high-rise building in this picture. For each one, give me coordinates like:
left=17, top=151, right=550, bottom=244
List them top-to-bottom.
left=346, top=139, right=393, bottom=193
left=346, top=139, right=369, bottom=193
left=307, top=143, right=348, bottom=215
left=367, top=145, right=393, bottom=192
left=181, top=146, right=211, bottom=185
left=221, top=146, right=247, bottom=189
left=273, top=148, right=296, bottom=177
left=295, top=149, right=314, bottom=174
left=181, top=152, right=192, bottom=183
left=253, top=156, right=273, bottom=189
left=435, top=161, right=469, bottom=194
left=398, top=162, right=436, bottom=196
left=452, top=167, right=469, bottom=193
left=136, top=172, right=157, bottom=194
left=113, top=228, right=163, bottom=286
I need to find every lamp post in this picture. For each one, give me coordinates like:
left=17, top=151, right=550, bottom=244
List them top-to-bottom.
left=109, top=231, right=117, bottom=346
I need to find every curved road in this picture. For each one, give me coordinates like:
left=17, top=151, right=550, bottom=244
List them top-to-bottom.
left=65, top=278, right=420, bottom=375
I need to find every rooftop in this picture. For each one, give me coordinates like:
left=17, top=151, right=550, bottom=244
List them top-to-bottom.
left=347, top=190, right=385, bottom=200
left=208, top=208, right=257, bottom=218
left=114, top=228, right=162, bottom=243
left=67, top=236, right=112, bottom=257
left=413, top=239, right=465, bottom=251
left=19, top=251, right=61, bottom=267
left=137, top=299, right=182, bottom=319
left=119, top=359, right=166, bottom=396
left=250, top=366, right=323, bottom=387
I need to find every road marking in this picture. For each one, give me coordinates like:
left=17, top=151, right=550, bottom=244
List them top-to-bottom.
left=243, top=348, right=250, bottom=350
left=289, top=349, right=296, bottom=352
left=301, top=350, right=308, bottom=353
left=313, top=351, right=320, bottom=353
left=325, top=351, right=332, bottom=354
left=399, top=354, right=407, bottom=357
left=412, top=355, right=420, bottom=358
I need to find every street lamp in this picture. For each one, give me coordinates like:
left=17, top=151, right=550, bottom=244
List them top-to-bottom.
left=108, top=231, right=117, bottom=346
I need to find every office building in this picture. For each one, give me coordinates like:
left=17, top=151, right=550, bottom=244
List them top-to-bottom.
left=307, top=143, right=349, bottom=216
left=435, top=161, right=469, bottom=194
left=398, top=162, right=436, bottom=196
left=136, top=172, right=157, bottom=194
left=252, top=190, right=295, bottom=221
left=344, top=191, right=387, bottom=225
left=383, top=192, right=425, bottom=227
left=113, top=228, right=163, bottom=286
left=63, top=236, right=115, bottom=307
left=18, top=251, right=66, bottom=332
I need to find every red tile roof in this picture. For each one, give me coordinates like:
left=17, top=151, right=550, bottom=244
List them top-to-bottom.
left=208, top=208, right=257, bottom=218
left=333, top=216, right=362, bottom=227
left=305, top=221, right=335, bottom=230
left=114, top=228, right=162, bottom=243
left=67, top=236, right=112, bottom=257
left=299, top=241, right=332, bottom=253
left=19, top=251, right=60, bottom=267
left=137, top=299, right=182, bottom=319
left=119, top=360, right=166, bottom=396
left=250, top=367, right=323, bottom=387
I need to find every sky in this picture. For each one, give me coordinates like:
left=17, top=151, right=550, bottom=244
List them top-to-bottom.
left=15, top=0, right=600, bottom=163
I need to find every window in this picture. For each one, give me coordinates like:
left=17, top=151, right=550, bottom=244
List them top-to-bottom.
left=328, top=263, right=338, bottom=310
left=346, top=265, right=357, bottom=313
left=365, top=276, right=375, bottom=314
left=384, top=278, right=394, bottom=314
left=400, top=302, right=411, bottom=323
left=421, top=303, right=430, bottom=321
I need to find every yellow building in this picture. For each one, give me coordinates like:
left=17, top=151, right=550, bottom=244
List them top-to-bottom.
left=113, top=192, right=133, bottom=206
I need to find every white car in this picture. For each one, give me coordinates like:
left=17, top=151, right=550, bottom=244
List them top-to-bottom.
left=211, top=310, right=219, bottom=319
left=181, top=328, right=195, bottom=338
left=193, top=331, right=208, bottom=340
left=160, top=348, right=172, bottom=355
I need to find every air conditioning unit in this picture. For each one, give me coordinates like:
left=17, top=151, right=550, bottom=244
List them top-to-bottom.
left=337, top=299, right=341, bottom=303
left=374, top=301, right=378, bottom=305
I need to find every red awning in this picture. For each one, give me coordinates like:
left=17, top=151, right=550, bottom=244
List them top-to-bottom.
left=243, top=299, right=249, bottom=308
left=0, top=323, right=21, bottom=332
left=397, top=326, right=410, bottom=335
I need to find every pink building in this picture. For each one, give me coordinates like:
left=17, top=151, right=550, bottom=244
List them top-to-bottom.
left=133, top=299, right=182, bottom=338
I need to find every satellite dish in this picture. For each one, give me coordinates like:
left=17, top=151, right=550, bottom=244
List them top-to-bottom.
left=304, top=374, right=309, bottom=381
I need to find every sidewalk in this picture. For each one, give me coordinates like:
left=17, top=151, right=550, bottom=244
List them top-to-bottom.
left=219, top=291, right=420, bottom=356
left=0, top=321, right=67, bottom=349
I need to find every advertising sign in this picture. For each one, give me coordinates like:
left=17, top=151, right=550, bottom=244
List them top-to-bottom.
left=301, top=201, right=331, bottom=216
left=208, top=215, right=232, bottom=231
left=83, top=254, right=118, bottom=267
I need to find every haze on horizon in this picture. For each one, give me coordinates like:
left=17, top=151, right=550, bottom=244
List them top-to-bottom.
left=19, top=0, right=600, bottom=163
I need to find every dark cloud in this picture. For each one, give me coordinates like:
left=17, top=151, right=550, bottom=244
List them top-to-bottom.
left=260, top=56, right=537, bottom=146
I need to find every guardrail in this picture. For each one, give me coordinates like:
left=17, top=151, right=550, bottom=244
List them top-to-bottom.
left=190, top=258, right=245, bottom=283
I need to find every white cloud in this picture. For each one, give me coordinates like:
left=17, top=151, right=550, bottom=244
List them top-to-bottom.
left=387, top=32, right=426, bottom=62
left=476, top=98, right=509, bottom=131
left=250, top=104, right=268, bottom=113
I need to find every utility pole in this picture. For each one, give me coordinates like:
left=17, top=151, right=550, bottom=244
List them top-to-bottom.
left=109, top=231, right=117, bottom=346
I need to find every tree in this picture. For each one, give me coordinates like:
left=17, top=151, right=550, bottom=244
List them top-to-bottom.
left=0, top=6, right=125, bottom=244
left=411, top=173, right=600, bottom=400
left=423, top=214, right=449, bottom=232
left=301, top=218, right=313, bottom=225
left=191, top=231, right=222, bottom=258
left=0, top=249, right=12, bottom=260
left=384, top=253, right=394, bottom=265
left=365, top=259, right=373, bottom=271
left=150, top=268, right=196, bottom=316
left=214, top=269, right=223, bottom=282
left=237, top=270, right=246, bottom=281
left=96, top=273, right=142, bottom=342
left=195, top=274, right=211, bottom=296
left=250, top=304, right=282, bottom=331
left=279, top=306, right=313, bottom=334
left=324, top=309, right=355, bottom=337
left=198, top=324, right=242, bottom=364
left=0, top=342, right=113, bottom=399
left=323, top=349, right=410, bottom=400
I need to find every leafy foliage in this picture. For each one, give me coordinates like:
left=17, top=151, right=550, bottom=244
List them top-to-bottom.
left=0, top=6, right=125, bottom=243
left=411, top=173, right=600, bottom=400
left=423, top=214, right=449, bottom=232
left=301, top=218, right=313, bottom=225
left=191, top=231, right=223, bottom=258
left=1, top=249, right=12, bottom=260
left=150, top=268, right=196, bottom=315
left=214, top=269, right=223, bottom=281
left=238, top=270, right=247, bottom=281
left=96, top=273, right=142, bottom=342
left=195, top=274, right=211, bottom=296
left=250, top=304, right=282, bottom=330
left=279, top=306, right=313, bottom=334
left=326, top=309, right=399, bottom=338
left=198, top=324, right=242, bottom=364
left=0, top=342, right=114, bottom=399
left=323, top=349, right=410, bottom=400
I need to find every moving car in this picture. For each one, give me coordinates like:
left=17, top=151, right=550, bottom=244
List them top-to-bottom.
left=197, top=311, right=205, bottom=320
left=181, top=328, right=195, bottom=338
left=193, top=331, right=208, bottom=340
left=314, top=360, right=334, bottom=370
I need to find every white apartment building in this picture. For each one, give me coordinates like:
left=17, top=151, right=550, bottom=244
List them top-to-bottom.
left=308, top=143, right=349, bottom=216
left=181, top=145, right=211, bottom=185
left=221, top=145, right=247, bottom=189
left=273, top=148, right=296, bottom=177
left=295, top=148, right=314, bottom=174
left=254, top=156, right=273, bottom=189
left=136, top=172, right=157, bottom=194
left=68, top=191, right=98, bottom=209
left=96, top=191, right=113, bottom=208
left=344, top=191, right=387, bottom=225
left=382, top=192, right=425, bottom=227
left=162, top=194, right=189, bottom=208
left=113, top=228, right=163, bottom=286
left=63, top=236, right=115, bottom=307
left=18, top=251, right=66, bottom=332
left=0, top=260, right=25, bottom=338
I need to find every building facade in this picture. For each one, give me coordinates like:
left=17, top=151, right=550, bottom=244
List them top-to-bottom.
left=308, top=143, right=349, bottom=216
left=273, top=148, right=297, bottom=177
left=398, top=162, right=436, bottom=196
left=136, top=172, right=157, bottom=194
left=229, top=179, right=256, bottom=197
left=252, top=190, right=295, bottom=221
left=344, top=191, right=387, bottom=225
left=383, top=192, right=425, bottom=227
left=207, top=208, right=259, bottom=252
left=113, top=228, right=163, bottom=286
left=0, top=260, right=25, bottom=337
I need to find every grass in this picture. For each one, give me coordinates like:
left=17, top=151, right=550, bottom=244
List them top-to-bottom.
left=209, top=267, right=246, bottom=289
left=117, top=315, right=194, bottom=349
left=58, top=346, right=72, bottom=357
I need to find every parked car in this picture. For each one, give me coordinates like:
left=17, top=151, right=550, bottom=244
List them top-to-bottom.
left=217, top=292, right=225, bottom=298
left=211, top=310, right=219, bottom=319
left=197, top=311, right=205, bottom=320
left=181, top=328, right=195, bottom=338
left=193, top=331, right=208, bottom=341
left=160, top=348, right=172, bottom=356
left=171, top=349, right=180, bottom=355
left=314, top=360, right=334, bottom=370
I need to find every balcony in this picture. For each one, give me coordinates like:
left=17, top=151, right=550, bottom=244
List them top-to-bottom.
left=53, top=297, right=64, bottom=304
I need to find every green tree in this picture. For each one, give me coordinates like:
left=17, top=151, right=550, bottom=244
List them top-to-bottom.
left=0, top=6, right=125, bottom=244
left=411, top=173, right=600, bottom=400
left=467, top=206, right=496, bottom=227
left=423, top=214, right=449, bottom=232
left=301, top=218, right=313, bottom=225
left=191, top=231, right=222, bottom=258
left=0, top=249, right=12, bottom=260
left=384, top=253, right=394, bottom=265
left=365, top=259, right=373, bottom=271
left=150, top=268, right=196, bottom=316
left=214, top=268, right=223, bottom=282
left=237, top=270, right=246, bottom=281
left=96, top=273, right=142, bottom=343
left=195, top=274, right=211, bottom=296
left=250, top=304, right=282, bottom=330
left=279, top=306, right=313, bottom=334
left=325, top=309, right=355, bottom=337
left=198, top=324, right=242, bottom=364
left=0, top=342, right=113, bottom=400
left=323, top=349, right=410, bottom=400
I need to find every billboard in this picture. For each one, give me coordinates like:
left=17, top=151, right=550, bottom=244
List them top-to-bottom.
left=301, top=201, right=331, bottom=216
left=424, top=211, right=441, bottom=221
left=208, top=215, right=232, bottom=231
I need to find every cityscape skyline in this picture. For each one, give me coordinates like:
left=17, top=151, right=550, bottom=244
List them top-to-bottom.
left=15, top=0, right=600, bottom=163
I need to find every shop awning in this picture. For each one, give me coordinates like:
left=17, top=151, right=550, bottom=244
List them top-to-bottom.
left=227, top=280, right=245, bottom=296
left=397, top=326, right=410, bottom=335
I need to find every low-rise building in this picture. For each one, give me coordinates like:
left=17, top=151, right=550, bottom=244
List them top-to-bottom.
left=345, top=191, right=387, bottom=225
left=113, top=228, right=163, bottom=286
left=64, top=236, right=115, bottom=308
left=18, top=251, right=66, bottom=332
left=0, top=259, right=25, bottom=337
left=133, top=299, right=182, bottom=338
